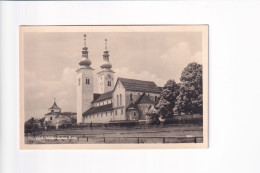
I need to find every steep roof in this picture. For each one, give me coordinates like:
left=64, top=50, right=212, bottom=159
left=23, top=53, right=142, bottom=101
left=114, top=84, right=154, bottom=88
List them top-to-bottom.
left=117, top=77, right=161, bottom=93
left=94, top=91, right=113, bottom=102
left=93, top=93, right=101, bottom=102
left=126, top=93, right=155, bottom=110
left=135, top=93, right=155, bottom=104
left=48, top=101, right=61, bottom=110
left=126, top=102, right=139, bottom=110
left=83, top=103, right=113, bottom=116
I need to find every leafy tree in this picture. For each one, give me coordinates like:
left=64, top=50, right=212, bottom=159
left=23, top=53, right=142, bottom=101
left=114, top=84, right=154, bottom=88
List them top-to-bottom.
left=176, top=62, right=203, bottom=114
left=155, top=79, right=179, bottom=118
left=24, top=117, right=40, bottom=134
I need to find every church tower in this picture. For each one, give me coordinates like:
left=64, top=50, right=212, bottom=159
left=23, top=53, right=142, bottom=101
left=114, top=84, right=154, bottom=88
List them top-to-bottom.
left=76, top=34, right=94, bottom=124
left=97, top=39, right=115, bottom=94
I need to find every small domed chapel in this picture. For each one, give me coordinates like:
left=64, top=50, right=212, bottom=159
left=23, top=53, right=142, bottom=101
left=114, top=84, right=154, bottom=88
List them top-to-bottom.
left=77, top=34, right=161, bottom=124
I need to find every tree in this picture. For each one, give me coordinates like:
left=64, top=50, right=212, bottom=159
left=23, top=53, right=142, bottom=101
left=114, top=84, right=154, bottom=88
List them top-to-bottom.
left=176, top=62, right=203, bottom=114
left=155, top=79, right=179, bottom=119
left=24, top=117, right=40, bottom=134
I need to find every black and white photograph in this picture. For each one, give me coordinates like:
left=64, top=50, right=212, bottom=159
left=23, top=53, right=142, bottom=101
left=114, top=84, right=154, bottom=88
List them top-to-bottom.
left=20, top=25, right=208, bottom=149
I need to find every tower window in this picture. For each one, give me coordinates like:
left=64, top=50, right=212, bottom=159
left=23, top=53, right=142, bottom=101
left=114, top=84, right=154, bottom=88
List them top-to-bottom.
left=78, top=78, right=81, bottom=86
left=86, top=78, right=90, bottom=84
left=108, top=81, right=111, bottom=86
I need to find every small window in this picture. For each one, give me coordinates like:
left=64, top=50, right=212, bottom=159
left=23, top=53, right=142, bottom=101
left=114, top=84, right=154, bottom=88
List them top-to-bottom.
left=78, top=78, right=81, bottom=86
left=86, top=78, right=90, bottom=84
left=108, top=81, right=111, bottom=86
left=130, top=94, right=133, bottom=101
left=155, top=96, right=157, bottom=102
left=121, top=109, right=123, bottom=115
left=51, top=110, right=54, bottom=113
left=115, top=110, right=117, bottom=115
left=133, top=112, right=136, bottom=116
left=50, top=117, right=52, bottom=120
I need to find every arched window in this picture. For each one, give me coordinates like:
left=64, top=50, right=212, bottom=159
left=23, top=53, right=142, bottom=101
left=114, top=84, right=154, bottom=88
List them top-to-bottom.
left=130, top=93, right=133, bottom=101
left=120, top=94, right=122, bottom=106
left=117, top=95, right=119, bottom=107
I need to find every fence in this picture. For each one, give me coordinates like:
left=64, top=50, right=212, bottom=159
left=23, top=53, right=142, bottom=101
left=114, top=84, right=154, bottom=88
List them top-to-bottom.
left=25, top=134, right=203, bottom=144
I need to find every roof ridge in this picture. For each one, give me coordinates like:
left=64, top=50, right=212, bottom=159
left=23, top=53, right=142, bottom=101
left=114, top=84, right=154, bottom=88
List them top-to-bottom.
left=118, top=77, right=155, bottom=83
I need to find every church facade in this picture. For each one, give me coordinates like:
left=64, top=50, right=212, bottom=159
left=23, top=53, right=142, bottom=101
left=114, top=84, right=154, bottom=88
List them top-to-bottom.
left=76, top=35, right=161, bottom=124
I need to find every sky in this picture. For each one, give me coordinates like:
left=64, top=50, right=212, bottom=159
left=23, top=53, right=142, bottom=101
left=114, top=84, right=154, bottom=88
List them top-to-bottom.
left=24, top=31, right=202, bottom=120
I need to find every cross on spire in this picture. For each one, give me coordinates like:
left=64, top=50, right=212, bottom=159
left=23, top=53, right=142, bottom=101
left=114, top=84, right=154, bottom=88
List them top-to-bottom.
left=83, top=34, right=87, bottom=47
left=105, top=38, right=108, bottom=51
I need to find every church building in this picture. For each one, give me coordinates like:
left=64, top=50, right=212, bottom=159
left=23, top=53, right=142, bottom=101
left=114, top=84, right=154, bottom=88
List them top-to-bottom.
left=76, top=34, right=161, bottom=124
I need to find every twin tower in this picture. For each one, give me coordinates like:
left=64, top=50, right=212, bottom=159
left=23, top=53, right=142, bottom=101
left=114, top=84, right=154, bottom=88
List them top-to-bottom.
left=76, top=34, right=115, bottom=123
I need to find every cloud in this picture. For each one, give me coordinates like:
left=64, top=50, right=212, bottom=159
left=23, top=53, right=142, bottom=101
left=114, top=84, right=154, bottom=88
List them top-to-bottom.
left=160, top=41, right=202, bottom=82
left=24, top=67, right=77, bottom=120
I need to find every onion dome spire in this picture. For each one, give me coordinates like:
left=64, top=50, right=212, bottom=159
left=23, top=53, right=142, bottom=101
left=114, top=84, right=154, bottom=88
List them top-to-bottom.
left=79, top=34, right=92, bottom=67
left=100, top=38, right=112, bottom=69
left=48, top=98, right=61, bottom=112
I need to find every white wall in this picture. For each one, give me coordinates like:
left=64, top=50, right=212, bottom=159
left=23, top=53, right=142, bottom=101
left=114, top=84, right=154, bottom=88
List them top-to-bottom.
left=2, top=1, right=260, bottom=173
left=76, top=67, right=94, bottom=123
left=84, top=111, right=113, bottom=123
